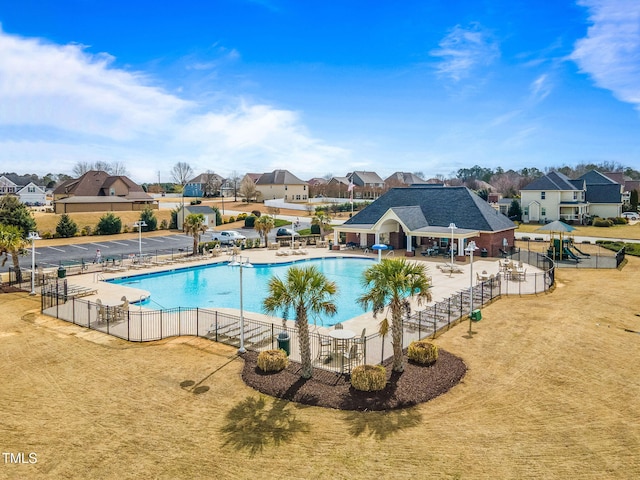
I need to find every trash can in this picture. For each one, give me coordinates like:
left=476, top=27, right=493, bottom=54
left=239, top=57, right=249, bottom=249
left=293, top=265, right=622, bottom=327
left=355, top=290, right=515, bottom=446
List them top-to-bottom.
left=328, top=241, right=333, bottom=251
left=481, top=248, right=488, bottom=258
left=57, top=266, right=66, bottom=279
left=470, top=309, right=482, bottom=322
left=277, top=332, right=290, bottom=356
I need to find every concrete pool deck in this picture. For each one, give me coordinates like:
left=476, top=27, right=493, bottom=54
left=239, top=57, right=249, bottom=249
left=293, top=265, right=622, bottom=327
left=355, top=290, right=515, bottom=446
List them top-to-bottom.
left=65, top=245, right=545, bottom=332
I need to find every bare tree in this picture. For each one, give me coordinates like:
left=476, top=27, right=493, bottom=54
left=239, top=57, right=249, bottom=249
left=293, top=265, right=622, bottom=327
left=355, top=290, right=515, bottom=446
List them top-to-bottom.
left=72, top=161, right=92, bottom=177
left=93, top=161, right=112, bottom=173
left=110, top=161, right=129, bottom=176
left=172, top=162, right=193, bottom=230
left=203, top=170, right=221, bottom=197
left=228, top=170, right=242, bottom=201
left=239, top=176, right=258, bottom=202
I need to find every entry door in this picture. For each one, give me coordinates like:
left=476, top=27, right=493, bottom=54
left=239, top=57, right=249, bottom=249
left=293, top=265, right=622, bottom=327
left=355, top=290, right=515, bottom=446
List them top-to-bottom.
left=529, top=202, right=540, bottom=222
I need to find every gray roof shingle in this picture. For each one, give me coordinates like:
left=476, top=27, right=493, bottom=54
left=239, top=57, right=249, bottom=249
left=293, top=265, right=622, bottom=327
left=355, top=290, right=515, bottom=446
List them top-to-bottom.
left=521, top=171, right=579, bottom=191
left=344, top=185, right=515, bottom=232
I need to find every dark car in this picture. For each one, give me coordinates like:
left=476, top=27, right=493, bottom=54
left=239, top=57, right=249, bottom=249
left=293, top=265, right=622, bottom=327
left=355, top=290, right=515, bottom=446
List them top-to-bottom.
left=276, top=228, right=300, bottom=237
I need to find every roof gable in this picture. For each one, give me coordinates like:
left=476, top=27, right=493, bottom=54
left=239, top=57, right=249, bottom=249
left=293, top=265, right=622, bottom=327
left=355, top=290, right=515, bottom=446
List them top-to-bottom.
left=256, top=169, right=306, bottom=185
left=577, top=169, right=618, bottom=185
left=521, top=171, right=579, bottom=191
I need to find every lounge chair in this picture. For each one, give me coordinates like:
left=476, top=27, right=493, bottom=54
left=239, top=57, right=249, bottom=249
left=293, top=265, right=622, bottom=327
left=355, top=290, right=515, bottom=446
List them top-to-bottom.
left=96, top=299, right=107, bottom=323
left=353, top=328, right=366, bottom=346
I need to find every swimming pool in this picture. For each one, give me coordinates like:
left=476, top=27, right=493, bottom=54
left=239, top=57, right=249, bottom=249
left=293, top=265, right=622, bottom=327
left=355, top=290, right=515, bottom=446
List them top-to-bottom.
left=108, top=257, right=375, bottom=326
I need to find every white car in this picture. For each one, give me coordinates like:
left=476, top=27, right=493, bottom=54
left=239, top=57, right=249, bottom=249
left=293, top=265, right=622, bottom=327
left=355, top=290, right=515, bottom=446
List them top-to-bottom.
left=622, top=212, right=639, bottom=221
left=210, top=230, right=247, bottom=245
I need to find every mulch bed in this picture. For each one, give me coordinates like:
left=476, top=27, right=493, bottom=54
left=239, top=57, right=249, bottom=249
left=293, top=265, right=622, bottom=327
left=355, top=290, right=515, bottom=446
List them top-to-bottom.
left=0, top=284, right=23, bottom=294
left=241, top=349, right=467, bottom=411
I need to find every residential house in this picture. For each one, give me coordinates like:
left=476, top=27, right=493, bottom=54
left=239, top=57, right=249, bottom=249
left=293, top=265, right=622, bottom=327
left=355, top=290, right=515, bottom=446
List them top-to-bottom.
left=254, top=169, right=308, bottom=203
left=53, top=170, right=157, bottom=214
left=574, top=170, right=623, bottom=219
left=347, top=171, right=385, bottom=199
left=520, top=171, right=588, bottom=224
left=183, top=172, right=225, bottom=197
left=384, top=172, right=427, bottom=187
left=603, top=172, right=640, bottom=206
left=0, top=175, right=19, bottom=196
left=325, top=176, right=351, bottom=199
left=307, top=177, right=328, bottom=198
left=17, top=182, right=47, bottom=206
left=334, top=184, right=516, bottom=258
left=176, top=205, right=219, bottom=231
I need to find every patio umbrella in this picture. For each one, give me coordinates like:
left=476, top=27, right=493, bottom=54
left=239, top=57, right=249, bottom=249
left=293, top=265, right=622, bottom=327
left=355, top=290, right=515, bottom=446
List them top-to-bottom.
left=535, top=220, right=576, bottom=233
left=536, top=220, right=576, bottom=261
left=371, top=243, right=388, bottom=262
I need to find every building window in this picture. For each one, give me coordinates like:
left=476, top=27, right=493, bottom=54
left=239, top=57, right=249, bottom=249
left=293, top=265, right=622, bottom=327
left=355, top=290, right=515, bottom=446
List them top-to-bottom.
left=284, top=185, right=288, bottom=190
left=303, top=185, right=306, bottom=190
left=28, top=186, right=35, bottom=193
left=110, top=188, right=115, bottom=196
left=541, top=192, right=546, bottom=200
left=573, top=192, right=577, bottom=200
left=295, top=195, right=301, bottom=200
left=524, top=207, right=529, bottom=216
left=541, top=207, right=546, bottom=216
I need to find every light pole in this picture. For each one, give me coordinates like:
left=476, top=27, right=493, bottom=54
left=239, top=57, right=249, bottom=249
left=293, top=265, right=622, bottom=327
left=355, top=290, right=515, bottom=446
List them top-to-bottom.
left=133, top=221, right=147, bottom=257
left=448, top=223, right=457, bottom=266
left=28, top=231, right=41, bottom=295
left=465, top=240, right=479, bottom=335
left=229, top=255, right=253, bottom=353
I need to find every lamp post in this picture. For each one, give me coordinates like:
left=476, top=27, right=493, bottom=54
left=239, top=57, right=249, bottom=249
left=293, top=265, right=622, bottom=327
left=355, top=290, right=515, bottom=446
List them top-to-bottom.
left=133, top=221, right=147, bottom=257
left=27, top=231, right=41, bottom=295
left=465, top=240, right=479, bottom=335
left=229, top=255, right=253, bottom=353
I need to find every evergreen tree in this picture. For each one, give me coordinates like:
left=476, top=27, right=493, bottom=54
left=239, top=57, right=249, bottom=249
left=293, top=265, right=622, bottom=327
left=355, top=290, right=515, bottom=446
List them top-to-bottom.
left=630, top=189, right=639, bottom=212
left=0, top=196, right=36, bottom=237
left=508, top=199, right=522, bottom=221
left=140, top=207, right=158, bottom=231
left=95, top=213, right=122, bottom=235
left=56, top=214, right=78, bottom=238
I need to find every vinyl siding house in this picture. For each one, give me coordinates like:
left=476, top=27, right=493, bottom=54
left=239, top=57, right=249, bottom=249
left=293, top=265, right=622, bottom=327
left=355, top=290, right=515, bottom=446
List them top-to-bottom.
left=254, top=169, right=308, bottom=203
left=574, top=170, right=623, bottom=219
left=347, top=171, right=385, bottom=199
left=520, top=171, right=588, bottom=224
left=183, top=172, right=225, bottom=197
left=384, top=172, right=427, bottom=187
left=0, top=175, right=19, bottom=196
left=17, top=182, right=47, bottom=206
left=333, top=185, right=516, bottom=258
left=176, top=205, right=219, bottom=231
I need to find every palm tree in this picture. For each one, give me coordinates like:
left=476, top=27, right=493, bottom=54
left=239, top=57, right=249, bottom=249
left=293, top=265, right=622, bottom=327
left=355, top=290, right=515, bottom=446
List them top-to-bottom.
left=311, top=210, right=332, bottom=239
left=183, top=213, right=207, bottom=255
left=254, top=215, right=275, bottom=247
left=0, top=224, right=27, bottom=283
left=357, top=258, right=432, bottom=372
left=263, top=266, right=338, bottom=379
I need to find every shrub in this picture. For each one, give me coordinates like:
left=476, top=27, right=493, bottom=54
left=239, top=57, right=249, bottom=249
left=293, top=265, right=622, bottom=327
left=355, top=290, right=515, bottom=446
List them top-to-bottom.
left=190, top=199, right=202, bottom=205
left=140, top=207, right=158, bottom=231
left=251, top=210, right=261, bottom=217
left=236, top=212, right=248, bottom=220
left=95, top=213, right=122, bottom=235
left=55, top=214, right=78, bottom=238
left=244, top=215, right=257, bottom=228
left=593, top=217, right=613, bottom=227
left=612, top=217, right=628, bottom=225
left=160, top=219, right=168, bottom=230
left=310, top=224, right=321, bottom=234
left=81, top=225, right=93, bottom=236
left=41, top=231, right=53, bottom=239
left=407, top=340, right=439, bottom=365
left=256, top=349, right=289, bottom=373
left=351, top=364, right=387, bottom=392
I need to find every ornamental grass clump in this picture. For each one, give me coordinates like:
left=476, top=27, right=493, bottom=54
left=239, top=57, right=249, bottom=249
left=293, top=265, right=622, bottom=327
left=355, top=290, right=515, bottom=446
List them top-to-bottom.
left=407, top=340, right=439, bottom=365
left=256, top=349, right=289, bottom=373
left=350, top=364, right=387, bottom=392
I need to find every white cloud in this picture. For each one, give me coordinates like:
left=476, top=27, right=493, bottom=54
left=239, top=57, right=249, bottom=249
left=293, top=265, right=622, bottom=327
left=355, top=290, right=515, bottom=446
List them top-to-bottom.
left=571, top=0, right=640, bottom=110
left=430, top=23, right=500, bottom=82
left=0, top=28, right=349, bottom=181
left=529, top=73, right=552, bottom=102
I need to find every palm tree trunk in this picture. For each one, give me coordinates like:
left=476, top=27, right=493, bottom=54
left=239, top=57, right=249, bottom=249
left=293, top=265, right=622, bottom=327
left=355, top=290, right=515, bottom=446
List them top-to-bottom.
left=192, top=235, right=198, bottom=255
left=11, top=250, right=22, bottom=284
left=391, top=306, right=404, bottom=372
left=297, top=309, right=313, bottom=378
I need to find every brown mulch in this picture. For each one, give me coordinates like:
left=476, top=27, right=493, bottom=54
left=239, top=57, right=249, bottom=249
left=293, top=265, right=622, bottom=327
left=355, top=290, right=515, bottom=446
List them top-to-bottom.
left=0, top=284, right=23, bottom=294
left=241, top=349, right=467, bottom=411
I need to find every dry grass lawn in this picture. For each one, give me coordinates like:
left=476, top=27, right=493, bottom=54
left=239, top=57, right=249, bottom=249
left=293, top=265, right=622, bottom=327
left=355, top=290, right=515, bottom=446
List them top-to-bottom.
left=1, top=259, right=639, bottom=479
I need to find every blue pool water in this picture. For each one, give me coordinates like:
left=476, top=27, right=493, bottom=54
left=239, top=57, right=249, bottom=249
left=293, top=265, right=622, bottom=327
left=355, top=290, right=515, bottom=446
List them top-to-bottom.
left=108, top=257, right=375, bottom=326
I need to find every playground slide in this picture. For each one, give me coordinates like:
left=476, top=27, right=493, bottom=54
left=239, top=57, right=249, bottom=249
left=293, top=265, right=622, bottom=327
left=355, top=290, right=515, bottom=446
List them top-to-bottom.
left=572, top=245, right=591, bottom=257
left=563, top=247, right=580, bottom=262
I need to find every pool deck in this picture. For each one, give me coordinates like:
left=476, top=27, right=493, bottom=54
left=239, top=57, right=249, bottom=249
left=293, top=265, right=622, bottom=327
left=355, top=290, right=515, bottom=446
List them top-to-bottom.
left=67, top=245, right=544, bottom=332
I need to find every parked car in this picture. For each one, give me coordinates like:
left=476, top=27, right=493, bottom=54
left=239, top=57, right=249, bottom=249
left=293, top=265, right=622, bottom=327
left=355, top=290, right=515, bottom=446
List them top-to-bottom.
left=622, top=212, right=639, bottom=220
left=276, top=228, right=300, bottom=238
left=210, top=230, right=247, bottom=245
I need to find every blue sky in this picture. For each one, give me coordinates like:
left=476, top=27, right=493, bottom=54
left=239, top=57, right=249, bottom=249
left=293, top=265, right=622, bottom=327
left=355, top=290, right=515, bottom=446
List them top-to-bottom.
left=1, top=0, right=639, bottom=183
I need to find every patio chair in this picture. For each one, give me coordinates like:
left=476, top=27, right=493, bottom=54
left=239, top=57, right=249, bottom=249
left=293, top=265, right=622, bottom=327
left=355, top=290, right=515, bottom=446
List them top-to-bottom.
left=96, top=299, right=107, bottom=323
left=334, top=323, right=343, bottom=330
left=353, top=328, right=366, bottom=346
left=317, top=336, right=331, bottom=361
left=342, top=344, right=362, bottom=372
